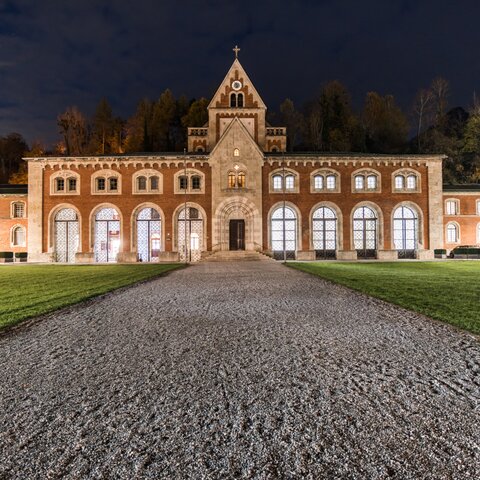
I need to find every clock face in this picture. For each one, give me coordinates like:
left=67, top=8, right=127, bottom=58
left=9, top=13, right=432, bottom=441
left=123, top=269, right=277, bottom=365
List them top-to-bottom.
left=231, top=80, right=242, bottom=91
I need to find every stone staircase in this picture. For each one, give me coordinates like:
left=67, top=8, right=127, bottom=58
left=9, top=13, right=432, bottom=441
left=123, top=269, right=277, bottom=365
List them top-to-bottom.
left=202, top=250, right=274, bottom=262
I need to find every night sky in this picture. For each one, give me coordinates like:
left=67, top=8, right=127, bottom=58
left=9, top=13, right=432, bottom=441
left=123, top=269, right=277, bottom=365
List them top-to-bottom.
left=1, top=0, right=480, bottom=146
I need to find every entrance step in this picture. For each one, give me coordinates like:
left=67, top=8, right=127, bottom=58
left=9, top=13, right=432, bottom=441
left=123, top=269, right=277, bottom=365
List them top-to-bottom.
left=203, top=251, right=273, bottom=262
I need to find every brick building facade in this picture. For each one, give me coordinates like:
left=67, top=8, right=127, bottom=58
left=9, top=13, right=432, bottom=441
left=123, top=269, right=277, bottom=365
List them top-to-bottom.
left=1, top=56, right=479, bottom=262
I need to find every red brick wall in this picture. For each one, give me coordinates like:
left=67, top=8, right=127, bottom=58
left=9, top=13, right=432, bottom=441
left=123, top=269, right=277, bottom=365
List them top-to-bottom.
left=42, top=162, right=212, bottom=255
left=261, top=162, right=431, bottom=251
left=443, top=193, right=480, bottom=249
left=0, top=195, right=28, bottom=253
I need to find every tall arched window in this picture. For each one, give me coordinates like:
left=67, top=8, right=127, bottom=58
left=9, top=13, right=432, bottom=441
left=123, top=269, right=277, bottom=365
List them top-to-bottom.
left=230, top=93, right=236, bottom=107
left=237, top=93, right=244, bottom=107
left=177, top=206, right=204, bottom=262
left=271, top=206, right=297, bottom=260
left=312, top=206, right=337, bottom=259
left=353, top=206, right=378, bottom=258
left=393, top=206, right=418, bottom=259
left=136, top=207, right=161, bottom=262
left=54, top=208, right=79, bottom=263
left=94, top=208, right=121, bottom=262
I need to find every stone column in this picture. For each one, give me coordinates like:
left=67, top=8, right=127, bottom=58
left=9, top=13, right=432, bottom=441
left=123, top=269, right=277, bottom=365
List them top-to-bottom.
left=427, top=158, right=445, bottom=251
left=27, top=161, right=51, bottom=262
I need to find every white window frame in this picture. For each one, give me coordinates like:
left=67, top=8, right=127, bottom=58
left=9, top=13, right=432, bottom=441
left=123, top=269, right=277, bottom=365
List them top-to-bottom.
left=92, top=169, right=122, bottom=195
left=132, top=169, right=163, bottom=195
left=173, top=169, right=205, bottom=194
left=269, top=169, right=299, bottom=194
left=310, top=169, right=340, bottom=193
left=352, top=169, right=381, bottom=193
left=392, top=169, right=420, bottom=193
left=50, top=170, right=80, bottom=195
left=445, top=199, right=459, bottom=216
left=11, top=201, right=26, bottom=218
left=446, top=222, right=459, bottom=243
left=11, top=225, right=26, bottom=247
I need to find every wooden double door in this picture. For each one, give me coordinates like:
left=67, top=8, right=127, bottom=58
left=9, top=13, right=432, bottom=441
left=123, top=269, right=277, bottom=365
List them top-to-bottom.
left=229, top=219, right=245, bottom=250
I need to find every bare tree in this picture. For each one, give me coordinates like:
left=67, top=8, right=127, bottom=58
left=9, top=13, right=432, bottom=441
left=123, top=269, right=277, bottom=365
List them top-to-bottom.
left=430, top=77, right=449, bottom=126
left=413, top=88, right=433, bottom=152
left=57, top=107, right=87, bottom=155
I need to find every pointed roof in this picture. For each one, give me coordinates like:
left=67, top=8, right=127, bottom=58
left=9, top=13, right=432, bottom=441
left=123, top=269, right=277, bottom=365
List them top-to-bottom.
left=208, top=58, right=266, bottom=110
left=209, top=117, right=265, bottom=158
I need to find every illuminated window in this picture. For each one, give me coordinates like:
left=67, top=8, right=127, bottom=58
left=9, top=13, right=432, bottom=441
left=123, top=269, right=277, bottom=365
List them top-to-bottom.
left=234, top=148, right=240, bottom=157
left=228, top=172, right=236, bottom=188
left=238, top=172, right=245, bottom=188
left=273, top=175, right=282, bottom=190
left=285, top=175, right=294, bottom=190
left=314, top=175, right=324, bottom=189
left=326, top=175, right=336, bottom=190
left=355, top=175, right=364, bottom=190
left=367, top=175, right=377, bottom=189
left=395, top=175, right=404, bottom=189
left=406, top=175, right=417, bottom=190
left=445, top=200, right=458, bottom=215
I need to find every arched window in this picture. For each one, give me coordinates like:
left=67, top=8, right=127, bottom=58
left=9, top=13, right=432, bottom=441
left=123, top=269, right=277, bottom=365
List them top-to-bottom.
left=230, top=93, right=236, bottom=107
left=237, top=93, right=244, bottom=107
left=234, top=148, right=240, bottom=157
left=270, top=170, right=298, bottom=193
left=228, top=172, right=236, bottom=188
left=237, top=172, right=245, bottom=188
left=179, top=175, right=188, bottom=190
left=191, top=175, right=201, bottom=190
left=273, top=175, right=283, bottom=190
left=285, top=175, right=294, bottom=190
left=314, top=175, right=324, bottom=190
left=326, top=175, right=336, bottom=190
left=355, top=175, right=364, bottom=190
left=367, top=175, right=377, bottom=189
left=394, top=175, right=404, bottom=189
left=406, top=175, right=417, bottom=190
left=137, top=176, right=147, bottom=191
left=150, top=176, right=159, bottom=191
left=56, top=177, right=65, bottom=192
left=96, top=177, right=106, bottom=191
left=445, top=199, right=459, bottom=215
left=177, top=206, right=203, bottom=262
left=271, top=206, right=297, bottom=260
left=312, top=206, right=337, bottom=259
left=353, top=206, right=378, bottom=258
left=393, top=206, right=418, bottom=259
left=136, top=207, right=161, bottom=262
left=54, top=208, right=79, bottom=263
left=94, top=208, right=121, bottom=262
left=446, top=223, right=459, bottom=243
left=12, top=226, right=25, bottom=246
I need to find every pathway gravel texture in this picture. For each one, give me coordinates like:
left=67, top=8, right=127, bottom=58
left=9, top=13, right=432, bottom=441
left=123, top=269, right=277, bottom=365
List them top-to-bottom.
left=0, top=261, right=479, bottom=479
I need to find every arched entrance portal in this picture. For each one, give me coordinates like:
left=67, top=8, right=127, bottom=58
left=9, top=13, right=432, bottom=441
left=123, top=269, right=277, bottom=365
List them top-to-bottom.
left=214, top=197, right=261, bottom=252
left=177, top=206, right=204, bottom=262
left=393, top=206, right=418, bottom=259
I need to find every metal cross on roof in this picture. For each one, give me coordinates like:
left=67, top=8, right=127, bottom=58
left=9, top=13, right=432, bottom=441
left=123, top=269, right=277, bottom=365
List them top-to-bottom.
left=233, top=45, right=240, bottom=58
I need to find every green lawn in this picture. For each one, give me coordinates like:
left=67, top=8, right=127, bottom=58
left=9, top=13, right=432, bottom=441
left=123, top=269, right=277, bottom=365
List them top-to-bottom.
left=289, top=261, right=480, bottom=334
left=0, top=264, right=182, bottom=330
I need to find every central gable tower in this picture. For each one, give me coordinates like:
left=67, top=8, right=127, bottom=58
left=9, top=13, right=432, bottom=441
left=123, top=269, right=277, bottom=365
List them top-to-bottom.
left=187, top=47, right=286, bottom=153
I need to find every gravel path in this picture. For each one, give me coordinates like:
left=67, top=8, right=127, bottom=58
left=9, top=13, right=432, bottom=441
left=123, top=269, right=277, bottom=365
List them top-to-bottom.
left=1, top=261, right=479, bottom=479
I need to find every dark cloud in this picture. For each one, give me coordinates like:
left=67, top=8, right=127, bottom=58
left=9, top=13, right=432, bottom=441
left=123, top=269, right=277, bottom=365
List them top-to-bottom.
left=0, top=0, right=480, bottom=145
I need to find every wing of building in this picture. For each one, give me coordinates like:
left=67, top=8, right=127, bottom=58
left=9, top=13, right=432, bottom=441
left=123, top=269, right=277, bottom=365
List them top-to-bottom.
left=1, top=53, right=480, bottom=263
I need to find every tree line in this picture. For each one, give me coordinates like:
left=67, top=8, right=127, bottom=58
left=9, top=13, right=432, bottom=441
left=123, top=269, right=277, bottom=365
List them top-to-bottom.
left=2, top=76, right=479, bottom=184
